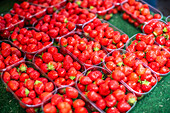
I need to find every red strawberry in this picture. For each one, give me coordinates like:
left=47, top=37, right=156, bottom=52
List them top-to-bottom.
left=8, top=80, right=19, bottom=91
left=34, top=80, right=45, bottom=95
left=15, top=87, right=30, bottom=98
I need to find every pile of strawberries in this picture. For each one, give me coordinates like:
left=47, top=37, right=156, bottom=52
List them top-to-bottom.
left=0, top=0, right=170, bottom=113
left=28, top=0, right=67, bottom=14
left=76, top=0, right=115, bottom=20
left=122, top=0, right=162, bottom=28
left=10, top=2, right=46, bottom=20
left=10, top=2, right=46, bottom=25
left=58, top=2, right=96, bottom=26
left=0, top=13, right=24, bottom=38
left=34, top=13, right=76, bottom=39
left=83, top=18, right=129, bottom=52
left=143, top=20, right=170, bottom=51
left=10, top=28, right=53, bottom=54
left=60, top=32, right=107, bottom=67
left=126, top=33, right=170, bottom=75
left=0, top=41, right=25, bottom=71
left=34, top=46, right=84, bottom=86
left=103, top=50, right=158, bottom=94
left=2, top=62, right=55, bottom=107
left=77, top=67, right=137, bottom=112
left=43, top=86, right=99, bottom=113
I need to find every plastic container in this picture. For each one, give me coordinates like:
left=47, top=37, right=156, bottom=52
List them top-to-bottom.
left=29, top=0, right=67, bottom=14
left=76, top=0, right=115, bottom=18
left=121, top=0, right=163, bottom=25
left=10, top=3, right=46, bottom=20
left=57, top=7, right=97, bottom=28
left=0, top=13, right=25, bottom=38
left=32, top=15, right=76, bottom=40
left=166, top=15, right=170, bottom=23
left=82, top=19, right=127, bottom=52
left=142, top=19, right=167, bottom=34
left=9, top=27, right=54, bottom=55
left=58, top=31, right=108, bottom=68
left=126, top=33, right=170, bottom=76
left=0, top=40, right=26, bottom=72
left=33, top=45, right=86, bottom=87
left=102, top=49, right=158, bottom=95
left=1, top=61, right=56, bottom=108
left=75, top=66, right=136, bottom=113
left=41, top=85, right=101, bottom=113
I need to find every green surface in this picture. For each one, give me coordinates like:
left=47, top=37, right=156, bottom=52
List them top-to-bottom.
left=0, top=1, right=170, bottom=113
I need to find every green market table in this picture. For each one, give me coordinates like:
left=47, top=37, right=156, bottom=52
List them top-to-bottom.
left=0, top=0, right=170, bottom=113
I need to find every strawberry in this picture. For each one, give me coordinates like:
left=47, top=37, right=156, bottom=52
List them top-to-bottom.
left=34, top=80, right=44, bottom=95
left=15, top=87, right=30, bottom=98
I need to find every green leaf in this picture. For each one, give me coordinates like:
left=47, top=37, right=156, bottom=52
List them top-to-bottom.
left=76, top=1, right=81, bottom=6
left=90, top=6, right=94, bottom=9
left=64, top=18, right=68, bottom=23
left=163, top=27, right=167, bottom=33
left=94, top=47, right=100, bottom=51
left=117, top=62, right=124, bottom=67
left=47, top=63, right=55, bottom=71
left=19, top=65, right=27, bottom=72
left=86, top=71, right=91, bottom=76
left=69, top=76, right=76, bottom=80
left=34, top=80, right=42, bottom=85
left=25, top=88, right=29, bottom=97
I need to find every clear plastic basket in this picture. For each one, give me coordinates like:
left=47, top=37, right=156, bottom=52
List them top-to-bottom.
left=29, top=0, right=67, bottom=14
left=121, top=0, right=163, bottom=24
left=10, top=3, right=47, bottom=20
left=0, top=13, right=25, bottom=38
left=32, top=15, right=76, bottom=40
left=82, top=19, right=127, bottom=52
left=8, top=27, right=54, bottom=55
left=58, top=31, right=108, bottom=68
left=126, top=33, right=170, bottom=76
left=0, top=40, right=26, bottom=72
left=33, top=45, right=86, bottom=87
left=102, top=49, right=158, bottom=95
left=1, top=61, right=56, bottom=108
left=75, top=66, right=137, bottom=113
left=41, top=85, right=101, bottom=113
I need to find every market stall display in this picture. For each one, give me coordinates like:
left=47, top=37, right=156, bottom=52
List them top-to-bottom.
left=0, top=0, right=170, bottom=113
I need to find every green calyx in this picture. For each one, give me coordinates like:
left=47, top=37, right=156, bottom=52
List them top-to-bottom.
left=76, top=1, right=81, bottom=6
left=90, top=6, right=94, bottom=10
left=53, top=7, right=57, bottom=11
left=64, top=18, right=68, bottom=23
left=163, top=27, right=167, bottom=33
left=153, top=31, right=157, bottom=37
left=84, top=32, right=89, bottom=37
left=164, top=34, right=169, bottom=40
left=12, top=38, right=17, bottom=41
left=112, top=41, right=116, bottom=44
left=63, top=44, right=67, bottom=47
left=94, top=47, right=100, bottom=51
left=38, top=53, right=43, bottom=59
left=122, top=54, right=126, bottom=59
left=117, top=62, right=124, bottom=67
left=47, top=63, right=55, bottom=71
left=19, top=65, right=27, bottom=72
left=86, top=71, right=91, bottom=76
left=69, top=76, right=76, bottom=80
left=34, top=80, right=42, bottom=85
left=142, top=80, right=150, bottom=85
left=25, top=88, right=29, bottom=97
left=128, top=97, right=137, bottom=105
